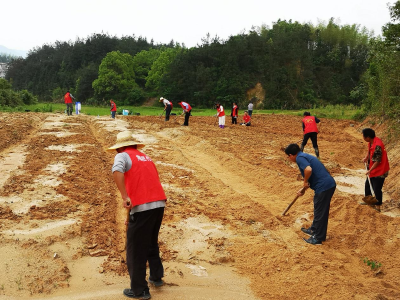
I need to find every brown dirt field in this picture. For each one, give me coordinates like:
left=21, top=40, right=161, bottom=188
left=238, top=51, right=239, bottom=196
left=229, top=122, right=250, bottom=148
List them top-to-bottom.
left=0, top=112, right=399, bottom=300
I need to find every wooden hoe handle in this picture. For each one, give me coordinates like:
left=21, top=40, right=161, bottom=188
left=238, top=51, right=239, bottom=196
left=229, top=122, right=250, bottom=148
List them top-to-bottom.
left=282, top=187, right=307, bottom=216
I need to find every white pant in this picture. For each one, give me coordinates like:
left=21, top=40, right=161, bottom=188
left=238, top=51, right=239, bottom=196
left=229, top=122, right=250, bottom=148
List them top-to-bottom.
left=219, top=116, right=225, bottom=126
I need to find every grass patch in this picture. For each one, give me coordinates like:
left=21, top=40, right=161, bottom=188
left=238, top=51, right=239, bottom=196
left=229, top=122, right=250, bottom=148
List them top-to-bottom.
left=0, top=103, right=363, bottom=120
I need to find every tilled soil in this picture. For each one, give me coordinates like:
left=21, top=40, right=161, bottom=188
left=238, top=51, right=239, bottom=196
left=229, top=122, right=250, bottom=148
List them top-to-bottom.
left=0, top=112, right=399, bottom=300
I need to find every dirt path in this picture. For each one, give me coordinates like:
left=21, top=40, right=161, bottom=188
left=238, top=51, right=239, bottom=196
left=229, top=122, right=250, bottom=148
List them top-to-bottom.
left=0, top=113, right=399, bottom=300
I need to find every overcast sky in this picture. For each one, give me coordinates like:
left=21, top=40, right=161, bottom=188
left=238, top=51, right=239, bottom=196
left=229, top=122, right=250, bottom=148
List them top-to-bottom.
left=1, top=0, right=395, bottom=52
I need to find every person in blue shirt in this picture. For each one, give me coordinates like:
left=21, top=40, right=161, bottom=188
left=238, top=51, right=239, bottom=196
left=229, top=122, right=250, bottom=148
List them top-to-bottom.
left=285, top=143, right=336, bottom=245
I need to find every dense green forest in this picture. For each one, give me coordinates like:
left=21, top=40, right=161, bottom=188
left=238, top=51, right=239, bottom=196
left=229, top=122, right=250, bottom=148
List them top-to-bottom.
left=2, top=1, right=400, bottom=119
left=364, top=1, right=400, bottom=123
left=4, top=19, right=371, bottom=110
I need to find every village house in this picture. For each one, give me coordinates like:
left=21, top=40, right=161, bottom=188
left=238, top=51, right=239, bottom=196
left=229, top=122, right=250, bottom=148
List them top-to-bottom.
left=0, top=63, right=8, bottom=78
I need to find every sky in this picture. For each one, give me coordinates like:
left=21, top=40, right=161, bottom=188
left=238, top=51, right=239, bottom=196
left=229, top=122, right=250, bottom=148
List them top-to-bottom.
left=1, top=0, right=396, bottom=52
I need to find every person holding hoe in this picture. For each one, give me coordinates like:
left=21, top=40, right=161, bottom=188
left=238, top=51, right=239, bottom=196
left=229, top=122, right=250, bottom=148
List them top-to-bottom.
left=159, top=97, right=173, bottom=121
left=178, top=101, right=192, bottom=126
left=301, top=112, right=321, bottom=158
left=361, top=128, right=390, bottom=212
left=108, top=131, right=167, bottom=299
left=285, top=143, right=336, bottom=245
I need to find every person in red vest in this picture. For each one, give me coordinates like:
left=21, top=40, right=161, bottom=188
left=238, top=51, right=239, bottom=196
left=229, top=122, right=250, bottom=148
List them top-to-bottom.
left=64, top=90, right=75, bottom=116
left=110, top=99, right=117, bottom=119
left=178, top=101, right=192, bottom=126
left=215, top=102, right=225, bottom=128
left=231, top=102, right=238, bottom=124
left=240, top=111, right=251, bottom=126
left=300, top=112, right=321, bottom=158
left=362, top=128, right=390, bottom=212
left=108, top=131, right=167, bottom=299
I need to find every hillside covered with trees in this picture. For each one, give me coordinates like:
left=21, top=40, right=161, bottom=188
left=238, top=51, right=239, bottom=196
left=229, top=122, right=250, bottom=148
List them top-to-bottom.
left=3, top=1, right=400, bottom=122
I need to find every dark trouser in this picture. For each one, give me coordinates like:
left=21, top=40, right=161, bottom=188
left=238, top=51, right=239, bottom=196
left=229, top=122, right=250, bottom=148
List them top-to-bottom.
left=66, top=103, right=73, bottom=115
left=165, top=105, right=172, bottom=121
left=184, top=110, right=191, bottom=126
left=248, top=110, right=253, bottom=117
left=111, top=111, right=116, bottom=119
left=231, top=116, right=237, bottom=124
left=301, top=132, right=319, bottom=157
left=365, top=177, right=385, bottom=205
left=310, top=186, right=335, bottom=242
left=127, top=207, right=164, bottom=295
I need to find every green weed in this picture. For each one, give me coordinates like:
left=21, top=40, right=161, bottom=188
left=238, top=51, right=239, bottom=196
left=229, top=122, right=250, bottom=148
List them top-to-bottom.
left=362, top=257, right=382, bottom=270
left=15, top=277, right=23, bottom=290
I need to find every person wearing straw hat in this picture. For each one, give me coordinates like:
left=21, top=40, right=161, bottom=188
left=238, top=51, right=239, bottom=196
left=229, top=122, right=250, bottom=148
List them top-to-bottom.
left=159, top=97, right=172, bottom=121
left=108, top=131, right=166, bottom=299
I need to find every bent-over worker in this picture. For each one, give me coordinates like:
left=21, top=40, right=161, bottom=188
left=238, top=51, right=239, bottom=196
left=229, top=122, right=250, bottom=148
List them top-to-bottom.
left=159, top=97, right=172, bottom=121
left=178, top=101, right=192, bottom=126
left=301, top=112, right=321, bottom=158
left=108, top=131, right=166, bottom=299
left=285, top=143, right=336, bottom=245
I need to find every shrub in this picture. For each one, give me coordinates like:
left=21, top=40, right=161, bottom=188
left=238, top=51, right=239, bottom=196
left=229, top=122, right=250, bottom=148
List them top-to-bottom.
left=19, top=90, right=38, bottom=105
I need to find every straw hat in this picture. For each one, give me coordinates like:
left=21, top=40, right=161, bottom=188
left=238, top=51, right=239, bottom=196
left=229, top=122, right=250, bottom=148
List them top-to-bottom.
left=159, top=97, right=164, bottom=102
left=107, top=131, right=145, bottom=152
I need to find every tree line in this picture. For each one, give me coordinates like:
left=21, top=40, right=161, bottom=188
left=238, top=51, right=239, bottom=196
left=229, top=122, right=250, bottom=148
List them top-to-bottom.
left=363, top=1, right=400, bottom=127
left=3, top=8, right=398, bottom=116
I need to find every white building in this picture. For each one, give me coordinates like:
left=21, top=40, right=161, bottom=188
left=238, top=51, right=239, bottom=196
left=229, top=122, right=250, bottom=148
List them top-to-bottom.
left=0, top=63, right=8, bottom=78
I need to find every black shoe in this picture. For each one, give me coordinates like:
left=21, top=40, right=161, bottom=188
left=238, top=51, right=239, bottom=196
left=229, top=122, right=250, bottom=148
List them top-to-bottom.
left=301, top=227, right=314, bottom=236
left=303, top=236, right=322, bottom=245
left=149, top=277, right=164, bottom=287
left=123, top=288, right=151, bottom=299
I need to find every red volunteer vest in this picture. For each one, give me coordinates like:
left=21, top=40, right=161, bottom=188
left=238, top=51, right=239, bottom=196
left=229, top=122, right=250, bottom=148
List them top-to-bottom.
left=64, top=93, right=73, bottom=104
left=164, top=100, right=173, bottom=109
left=110, top=101, right=117, bottom=112
left=180, top=102, right=191, bottom=111
left=232, top=105, right=238, bottom=117
left=217, top=106, right=225, bottom=117
left=243, top=114, right=251, bottom=123
left=302, top=116, right=318, bottom=134
left=369, top=137, right=390, bottom=177
left=123, top=148, right=166, bottom=206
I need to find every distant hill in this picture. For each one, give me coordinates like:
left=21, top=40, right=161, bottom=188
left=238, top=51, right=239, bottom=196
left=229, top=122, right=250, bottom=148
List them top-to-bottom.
left=0, top=45, right=27, bottom=58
